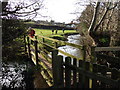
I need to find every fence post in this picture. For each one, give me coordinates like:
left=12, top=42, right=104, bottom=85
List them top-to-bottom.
left=24, top=34, right=27, bottom=53
left=27, top=37, right=31, bottom=59
left=34, top=40, right=39, bottom=66
left=54, top=42, right=58, bottom=48
left=82, top=45, right=86, bottom=61
left=91, top=46, right=96, bottom=63
left=52, top=50, right=59, bottom=87
left=56, top=55, right=64, bottom=87
left=65, top=57, right=71, bottom=88
left=73, top=58, right=77, bottom=87
left=85, top=61, right=90, bottom=88
left=92, top=63, right=98, bottom=88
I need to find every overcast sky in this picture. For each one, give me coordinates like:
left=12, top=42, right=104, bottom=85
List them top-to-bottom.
left=5, top=0, right=87, bottom=23
left=34, top=0, right=86, bottom=23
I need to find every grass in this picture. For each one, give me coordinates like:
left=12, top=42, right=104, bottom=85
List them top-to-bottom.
left=33, top=28, right=78, bottom=50
left=34, top=28, right=77, bottom=37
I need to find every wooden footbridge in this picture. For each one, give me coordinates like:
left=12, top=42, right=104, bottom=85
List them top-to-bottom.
left=24, top=34, right=120, bottom=88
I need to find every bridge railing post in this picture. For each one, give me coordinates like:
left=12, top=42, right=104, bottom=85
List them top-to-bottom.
left=27, top=37, right=31, bottom=59
left=34, top=40, right=39, bottom=66
left=91, top=46, right=96, bottom=63
left=52, top=50, right=64, bottom=88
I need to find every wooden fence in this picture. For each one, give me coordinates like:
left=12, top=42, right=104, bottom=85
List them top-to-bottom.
left=24, top=34, right=120, bottom=88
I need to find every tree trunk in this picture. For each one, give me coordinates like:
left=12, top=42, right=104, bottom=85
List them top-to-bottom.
left=88, top=2, right=100, bottom=33
left=94, top=8, right=109, bottom=32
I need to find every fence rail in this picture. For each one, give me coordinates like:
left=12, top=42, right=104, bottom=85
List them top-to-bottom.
left=24, top=34, right=120, bottom=88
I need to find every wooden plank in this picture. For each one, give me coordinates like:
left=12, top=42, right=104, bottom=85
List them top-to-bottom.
left=36, top=34, right=83, bottom=49
left=27, top=37, right=31, bottom=59
left=34, top=41, right=39, bottom=66
left=39, top=41, right=82, bottom=60
left=82, top=46, right=86, bottom=61
left=91, top=46, right=96, bottom=63
left=95, top=47, right=120, bottom=52
left=52, top=50, right=59, bottom=87
left=96, top=54, right=120, bottom=64
left=57, top=55, right=64, bottom=88
left=65, top=57, right=72, bottom=88
left=72, top=58, right=77, bottom=87
left=78, top=60, right=83, bottom=88
left=39, top=61, right=53, bottom=78
left=84, top=61, right=90, bottom=88
left=92, top=63, right=98, bottom=88
left=65, top=64, right=120, bottom=87
left=100, top=65, right=107, bottom=88
left=111, top=68, right=119, bottom=88
left=41, top=70, right=53, bottom=86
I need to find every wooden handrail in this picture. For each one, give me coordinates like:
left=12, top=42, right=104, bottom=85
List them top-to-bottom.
left=35, top=34, right=83, bottom=49
left=95, top=47, right=120, bottom=52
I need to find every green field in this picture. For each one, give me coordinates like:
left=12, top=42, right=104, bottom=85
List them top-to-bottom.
left=33, top=28, right=78, bottom=47
left=34, top=28, right=77, bottom=37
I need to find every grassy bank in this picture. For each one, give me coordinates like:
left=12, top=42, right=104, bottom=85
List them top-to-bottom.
left=33, top=28, right=78, bottom=48
left=34, top=28, right=77, bottom=37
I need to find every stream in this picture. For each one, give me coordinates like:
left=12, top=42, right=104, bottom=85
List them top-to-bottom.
left=1, top=34, right=82, bottom=89
left=58, top=34, right=82, bottom=59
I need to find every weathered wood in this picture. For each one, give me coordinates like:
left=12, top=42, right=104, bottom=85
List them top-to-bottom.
left=26, top=34, right=120, bottom=88
left=36, top=34, right=83, bottom=49
left=27, top=37, right=31, bottom=59
left=34, top=40, right=39, bottom=66
left=39, top=41, right=82, bottom=60
left=54, top=42, right=58, bottom=48
left=82, top=46, right=86, bottom=61
left=91, top=46, right=96, bottom=63
left=95, top=47, right=120, bottom=52
left=52, top=50, right=59, bottom=87
left=96, top=53, right=120, bottom=64
left=57, top=55, right=64, bottom=88
left=65, top=57, right=71, bottom=88
left=72, top=58, right=77, bottom=87
left=78, top=60, right=83, bottom=88
left=39, top=61, right=52, bottom=78
left=84, top=61, right=90, bottom=88
left=92, top=63, right=98, bottom=88
left=66, top=64, right=120, bottom=87
left=100, top=65, right=107, bottom=88
left=111, top=68, right=119, bottom=88
left=41, top=70, right=53, bottom=87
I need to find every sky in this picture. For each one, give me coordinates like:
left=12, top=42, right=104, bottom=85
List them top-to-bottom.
left=4, top=0, right=87, bottom=23
left=34, top=0, right=86, bottom=23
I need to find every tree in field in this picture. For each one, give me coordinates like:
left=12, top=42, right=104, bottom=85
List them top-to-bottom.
left=76, top=1, right=119, bottom=60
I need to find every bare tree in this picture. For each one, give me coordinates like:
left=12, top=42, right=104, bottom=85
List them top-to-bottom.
left=1, top=0, right=45, bottom=19
left=77, top=1, right=119, bottom=60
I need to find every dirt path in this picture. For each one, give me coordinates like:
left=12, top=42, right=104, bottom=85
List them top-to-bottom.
left=33, top=71, right=49, bottom=88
